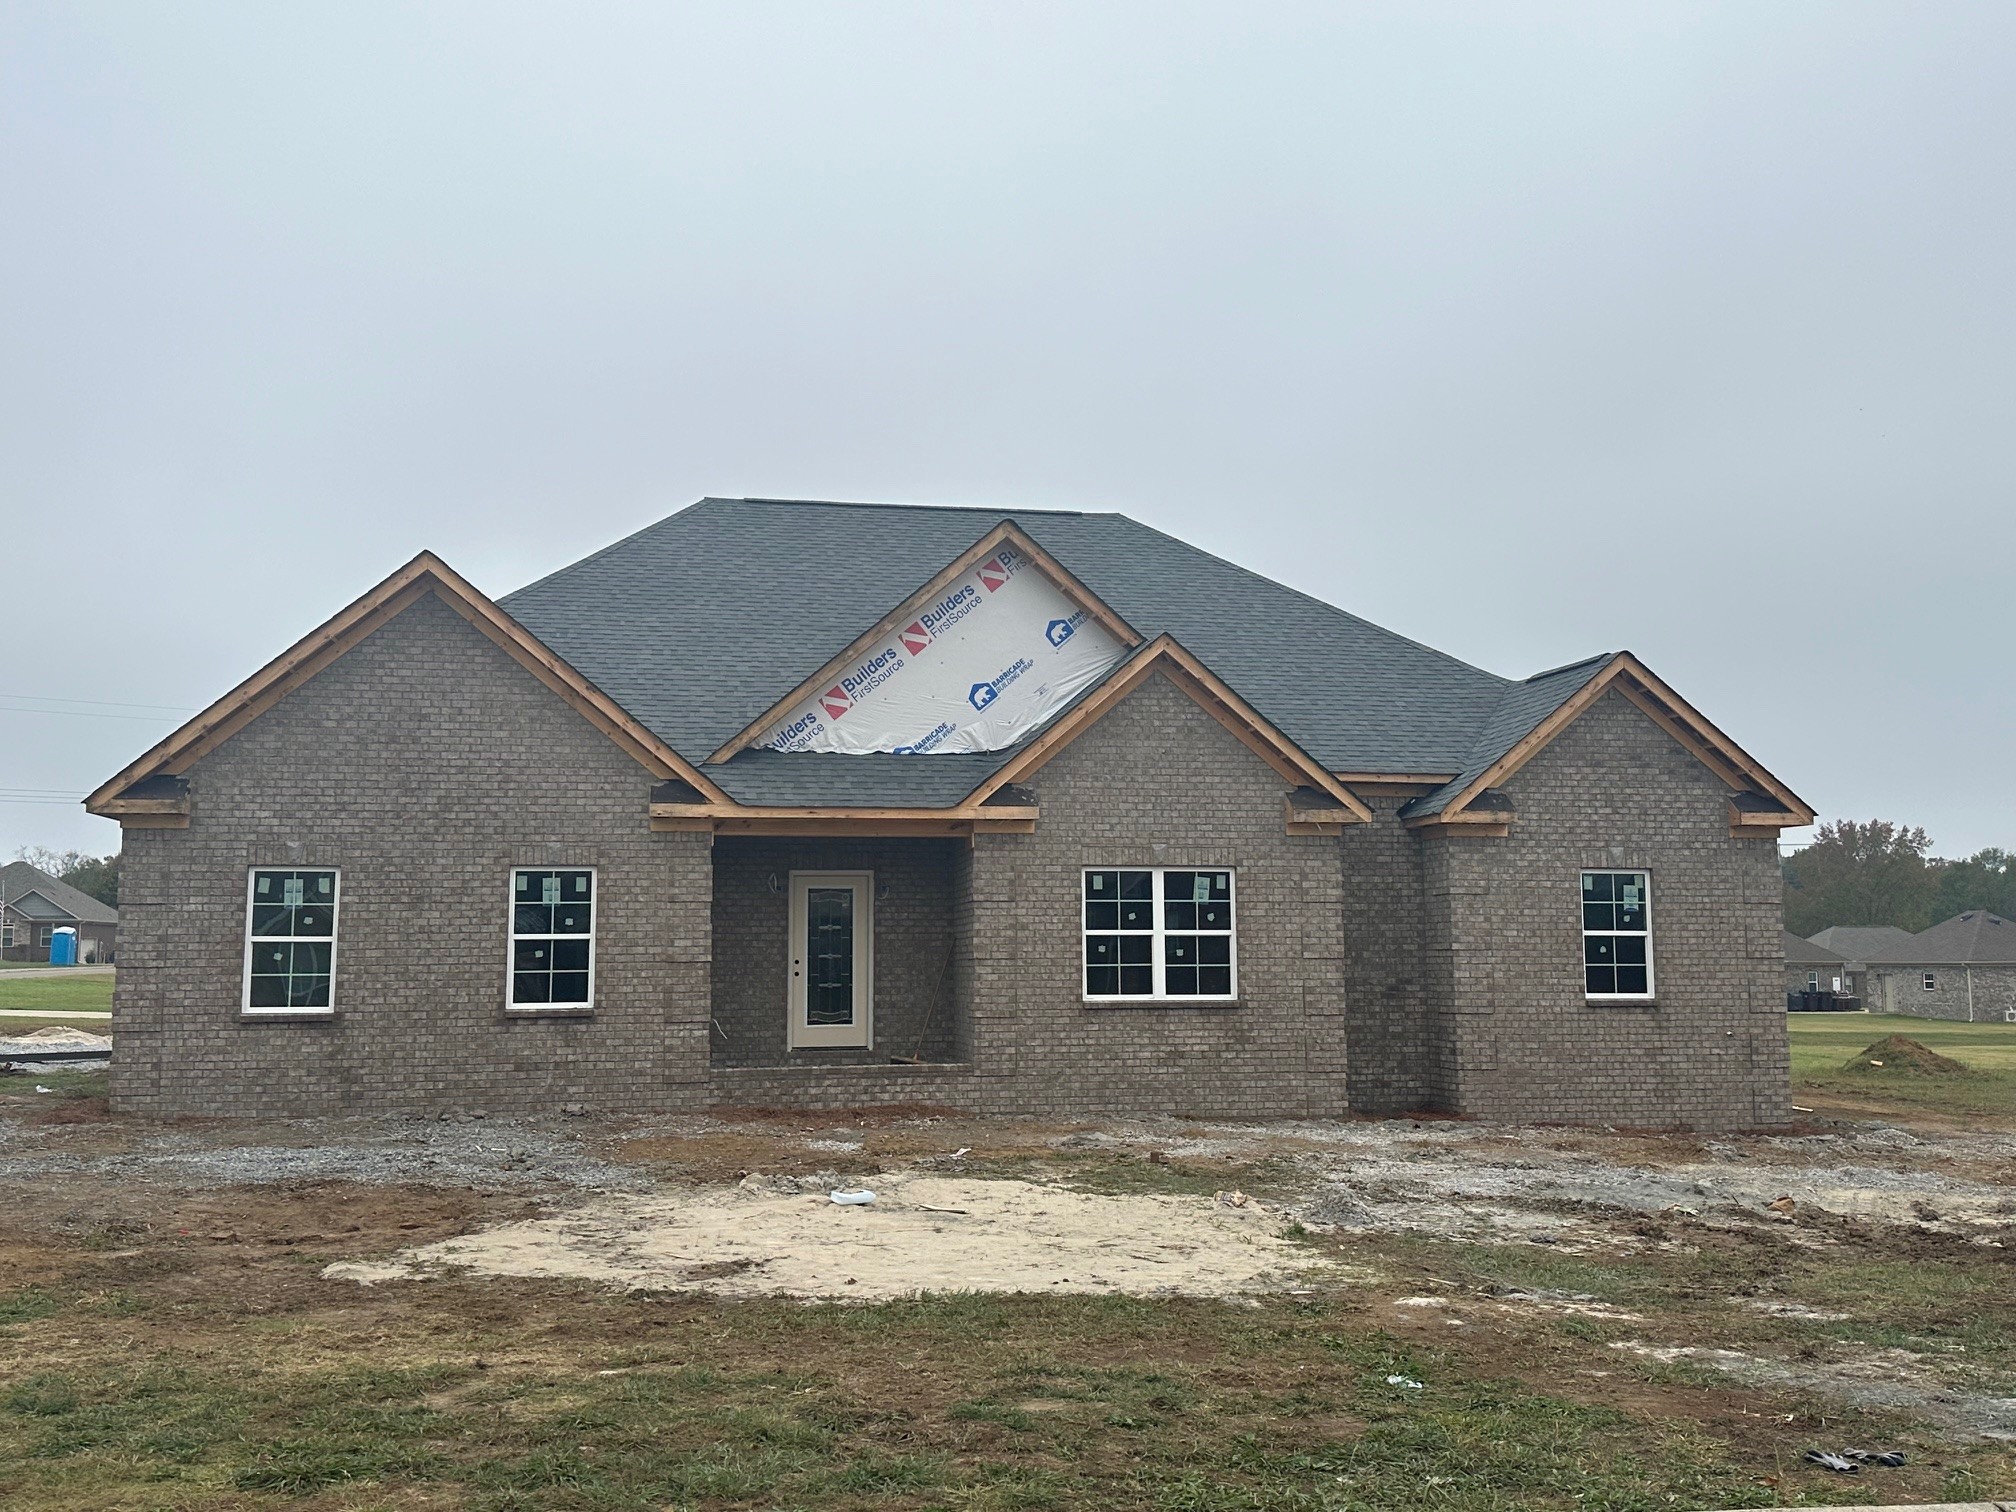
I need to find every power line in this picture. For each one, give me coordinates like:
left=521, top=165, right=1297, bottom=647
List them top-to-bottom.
left=0, top=692, right=196, bottom=714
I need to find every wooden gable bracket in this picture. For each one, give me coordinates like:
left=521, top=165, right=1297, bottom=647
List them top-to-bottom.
left=704, top=519, right=1144, bottom=765
left=85, top=552, right=734, bottom=828
left=963, top=634, right=1374, bottom=832
left=1403, top=652, right=1814, bottom=838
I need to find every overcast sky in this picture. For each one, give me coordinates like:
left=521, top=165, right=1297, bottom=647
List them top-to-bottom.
left=4, top=3, right=2011, bottom=861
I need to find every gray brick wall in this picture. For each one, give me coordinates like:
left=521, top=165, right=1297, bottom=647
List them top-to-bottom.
left=111, top=592, right=714, bottom=1117
left=963, top=672, right=1350, bottom=1119
left=1421, top=690, right=1790, bottom=1129
left=1339, top=796, right=1435, bottom=1114
left=709, top=837, right=961, bottom=1067
left=1865, top=964, right=2016, bottom=1023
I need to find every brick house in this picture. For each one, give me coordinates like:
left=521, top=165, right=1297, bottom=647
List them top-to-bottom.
left=87, top=498, right=1812, bottom=1127
left=0, top=860, right=118, bottom=964
left=1862, top=912, right=2016, bottom=1023
left=1804, top=924, right=1914, bottom=1002
left=1783, top=931, right=1848, bottom=1000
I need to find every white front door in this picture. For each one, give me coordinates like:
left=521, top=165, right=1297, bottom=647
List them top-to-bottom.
left=788, top=871, right=874, bottom=1048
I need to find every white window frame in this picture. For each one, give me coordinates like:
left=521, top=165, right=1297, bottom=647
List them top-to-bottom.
left=241, top=867, right=341, bottom=1014
left=507, top=867, right=598, bottom=1011
left=1081, top=867, right=1239, bottom=1003
left=1581, top=869, right=1654, bottom=1001
left=0, top=922, right=12, bottom=949
left=37, top=924, right=53, bottom=949
left=1807, top=972, right=1820, bottom=992
left=1923, top=972, right=1937, bottom=991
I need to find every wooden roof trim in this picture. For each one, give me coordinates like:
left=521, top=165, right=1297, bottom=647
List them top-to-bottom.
left=703, top=519, right=1143, bottom=764
left=85, top=551, right=732, bottom=813
left=963, top=635, right=1374, bottom=822
left=1430, top=653, right=1814, bottom=826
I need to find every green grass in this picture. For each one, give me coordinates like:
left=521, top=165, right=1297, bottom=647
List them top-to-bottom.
left=0, top=975, right=112, bottom=1014
left=1786, top=1012, right=2016, bottom=1116
left=0, top=1290, right=1838, bottom=1512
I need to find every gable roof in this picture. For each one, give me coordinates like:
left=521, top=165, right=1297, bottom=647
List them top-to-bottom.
left=501, top=498, right=1515, bottom=792
left=86, top=552, right=731, bottom=814
left=1401, top=651, right=1814, bottom=827
left=0, top=861, right=118, bottom=925
left=1863, top=911, right=2016, bottom=965
left=1808, top=925, right=1917, bottom=962
left=1783, top=930, right=1846, bottom=966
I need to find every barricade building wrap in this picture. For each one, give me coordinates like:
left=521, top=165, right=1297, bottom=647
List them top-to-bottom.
left=759, top=547, right=1128, bottom=754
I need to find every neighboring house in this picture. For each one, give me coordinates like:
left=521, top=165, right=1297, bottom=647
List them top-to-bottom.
left=87, top=497, right=1813, bottom=1127
left=0, top=861, right=118, bottom=963
left=1862, top=912, right=2016, bottom=1023
left=1806, top=924, right=1917, bottom=1001
left=1783, top=931, right=1849, bottom=999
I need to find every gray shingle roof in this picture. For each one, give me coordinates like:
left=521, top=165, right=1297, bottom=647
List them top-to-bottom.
left=501, top=498, right=1594, bottom=808
left=1401, top=656, right=1614, bottom=820
left=0, top=861, right=118, bottom=925
left=1863, top=911, right=2016, bottom=965
left=1806, top=925, right=1916, bottom=963
left=1783, top=930, right=1846, bottom=965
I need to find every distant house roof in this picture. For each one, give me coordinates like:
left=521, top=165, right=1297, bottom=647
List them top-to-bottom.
left=0, top=861, right=118, bottom=925
left=1864, top=911, right=2016, bottom=966
left=1807, top=925, right=1915, bottom=963
left=1784, top=931, right=1846, bottom=966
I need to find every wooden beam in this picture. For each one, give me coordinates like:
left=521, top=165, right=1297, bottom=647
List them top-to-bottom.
left=704, top=520, right=1143, bottom=763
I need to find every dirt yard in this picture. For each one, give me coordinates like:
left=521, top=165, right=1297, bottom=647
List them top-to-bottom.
left=1, top=1045, right=2013, bottom=1509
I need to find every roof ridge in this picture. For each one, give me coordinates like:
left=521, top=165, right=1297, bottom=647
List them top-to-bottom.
left=734, top=497, right=1102, bottom=518
left=500, top=498, right=720, bottom=604
left=1525, top=651, right=1615, bottom=683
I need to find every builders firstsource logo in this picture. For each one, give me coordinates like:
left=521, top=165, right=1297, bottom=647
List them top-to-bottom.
left=977, top=548, right=1025, bottom=593
left=819, top=686, right=853, bottom=719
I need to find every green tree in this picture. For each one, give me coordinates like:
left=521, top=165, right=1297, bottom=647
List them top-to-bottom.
left=1781, top=819, right=1938, bottom=936
left=13, top=847, right=119, bottom=907
left=1932, top=847, right=2016, bottom=922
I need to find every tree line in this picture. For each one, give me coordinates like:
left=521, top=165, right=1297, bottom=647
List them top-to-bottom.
left=1781, top=820, right=2014, bottom=937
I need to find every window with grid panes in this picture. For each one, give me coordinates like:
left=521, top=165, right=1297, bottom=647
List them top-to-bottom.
left=1083, top=868, right=1235, bottom=999
left=245, top=869, right=339, bottom=1010
left=511, top=869, right=594, bottom=1006
left=1581, top=870, right=1651, bottom=998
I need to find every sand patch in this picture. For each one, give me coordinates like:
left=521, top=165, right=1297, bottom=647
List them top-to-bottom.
left=324, top=1171, right=1322, bottom=1300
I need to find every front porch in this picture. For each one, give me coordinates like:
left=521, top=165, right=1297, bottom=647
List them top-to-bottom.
left=707, top=836, right=971, bottom=1075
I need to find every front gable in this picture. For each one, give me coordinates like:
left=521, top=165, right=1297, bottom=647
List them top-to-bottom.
left=88, top=553, right=729, bottom=826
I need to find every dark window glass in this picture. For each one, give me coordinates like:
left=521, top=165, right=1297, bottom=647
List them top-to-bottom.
left=511, top=869, right=595, bottom=1007
left=247, top=870, right=338, bottom=1010
left=1118, top=871, right=1153, bottom=901
left=1581, top=871, right=1650, bottom=996
left=1582, top=873, right=1613, bottom=903
left=1118, top=897, right=1153, bottom=930
left=1085, top=899, right=1119, bottom=930
left=1165, top=900, right=1197, bottom=930
left=1583, top=903, right=1614, bottom=930
left=1117, top=934, right=1152, bottom=966
left=1087, top=935, right=1120, bottom=966
left=1197, top=935, right=1231, bottom=967
left=1614, top=936, right=1646, bottom=966
left=1087, top=964, right=1119, bottom=995
left=1119, top=964, right=1153, bottom=995
left=1586, top=964, right=1616, bottom=994
left=1615, top=965, right=1649, bottom=995
left=1166, top=966, right=1198, bottom=995
left=1198, top=966, right=1233, bottom=996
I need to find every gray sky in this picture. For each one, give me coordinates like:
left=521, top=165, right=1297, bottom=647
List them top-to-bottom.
left=4, top=3, right=2011, bottom=860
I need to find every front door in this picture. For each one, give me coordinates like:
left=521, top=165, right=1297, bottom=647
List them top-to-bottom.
left=788, top=872, right=873, bottom=1048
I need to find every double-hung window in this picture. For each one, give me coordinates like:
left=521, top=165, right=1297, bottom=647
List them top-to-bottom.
left=510, top=868, right=594, bottom=1007
left=1083, top=868, right=1236, bottom=1000
left=245, top=869, right=339, bottom=1011
left=1581, top=870, right=1652, bottom=998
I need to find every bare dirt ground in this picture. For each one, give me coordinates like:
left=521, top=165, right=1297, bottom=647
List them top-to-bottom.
left=2, top=1072, right=2012, bottom=1508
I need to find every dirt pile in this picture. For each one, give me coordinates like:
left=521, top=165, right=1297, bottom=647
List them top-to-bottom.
left=1844, top=1036, right=1970, bottom=1076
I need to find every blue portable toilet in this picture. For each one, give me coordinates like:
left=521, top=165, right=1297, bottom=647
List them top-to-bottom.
left=49, top=927, right=77, bottom=966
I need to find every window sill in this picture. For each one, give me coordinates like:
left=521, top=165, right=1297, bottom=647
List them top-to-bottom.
left=1585, top=996, right=1658, bottom=1008
left=1083, top=998, right=1244, bottom=1009
left=503, top=1005, right=595, bottom=1019
left=239, top=1010, right=337, bottom=1023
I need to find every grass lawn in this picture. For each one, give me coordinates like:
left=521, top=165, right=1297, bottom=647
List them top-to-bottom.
left=0, top=974, right=111, bottom=1015
left=1787, top=1011, right=2016, bottom=1118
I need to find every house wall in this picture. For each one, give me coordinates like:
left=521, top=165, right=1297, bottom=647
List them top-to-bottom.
left=111, top=592, right=714, bottom=1117
left=963, top=672, right=1350, bottom=1119
left=1422, top=690, right=1789, bottom=1130
left=1338, top=796, right=1437, bottom=1114
left=709, top=837, right=961, bottom=1068
left=1784, top=963, right=1849, bottom=997
left=1864, top=964, right=2016, bottom=1023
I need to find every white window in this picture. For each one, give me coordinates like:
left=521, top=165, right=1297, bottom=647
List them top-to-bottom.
left=1083, top=868, right=1236, bottom=1000
left=244, top=869, right=339, bottom=1011
left=510, top=869, right=595, bottom=1007
left=1582, top=870, right=1652, bottom=998
left=0, top=922, right=12, bottom=949
left=37, top=925, right=53, bottom=949
left=1807, top=972, right=1820, bottom=992
left=1923, top=972, right=1937, bottom=991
